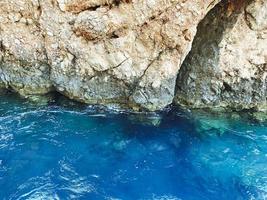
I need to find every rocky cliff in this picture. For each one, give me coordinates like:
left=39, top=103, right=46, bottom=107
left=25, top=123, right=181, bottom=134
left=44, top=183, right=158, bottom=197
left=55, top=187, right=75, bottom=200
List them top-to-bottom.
left=0, top=0, right=266, bottom=111
left=175, top=0, right=267, bottom=111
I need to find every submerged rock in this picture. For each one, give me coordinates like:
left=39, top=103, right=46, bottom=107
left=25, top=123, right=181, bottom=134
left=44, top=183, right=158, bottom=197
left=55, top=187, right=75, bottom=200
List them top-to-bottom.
left=25, top=94, right=56, bottom=106
left=192, top=108, right=267, bottom=136
left=191, top=110, right=238, bottom=136
left=250, top=111, right=267, bottom=123
left=127, top=113, right=163, bottom=127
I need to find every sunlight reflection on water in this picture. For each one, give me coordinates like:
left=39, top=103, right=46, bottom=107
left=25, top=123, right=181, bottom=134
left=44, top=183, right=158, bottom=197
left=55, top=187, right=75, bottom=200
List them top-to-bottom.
left=0, top=92, right=266, bottom=200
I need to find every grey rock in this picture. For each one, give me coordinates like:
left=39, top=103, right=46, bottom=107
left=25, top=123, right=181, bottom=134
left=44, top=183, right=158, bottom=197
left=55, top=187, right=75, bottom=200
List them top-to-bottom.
left=0, top=0, right=266, bottom=112
left=175, top=0, right=267, bottom=111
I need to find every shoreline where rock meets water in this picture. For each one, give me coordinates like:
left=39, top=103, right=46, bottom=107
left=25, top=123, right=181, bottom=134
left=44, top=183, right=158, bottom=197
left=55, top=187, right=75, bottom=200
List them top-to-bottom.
left=0, top=0, right=266, bottom=112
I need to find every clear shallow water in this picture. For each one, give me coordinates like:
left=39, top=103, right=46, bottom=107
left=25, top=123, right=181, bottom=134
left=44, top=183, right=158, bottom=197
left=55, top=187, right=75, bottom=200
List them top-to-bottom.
left=0, top=92, right=266, bottom=200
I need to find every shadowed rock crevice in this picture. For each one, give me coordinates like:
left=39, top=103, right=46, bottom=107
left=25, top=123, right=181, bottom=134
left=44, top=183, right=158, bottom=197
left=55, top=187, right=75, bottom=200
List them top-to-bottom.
left=0, top=0, right=266, bottom=111
left=34, top=0, right=222, bottom=111
left=174, top=0, right=266, bottom=111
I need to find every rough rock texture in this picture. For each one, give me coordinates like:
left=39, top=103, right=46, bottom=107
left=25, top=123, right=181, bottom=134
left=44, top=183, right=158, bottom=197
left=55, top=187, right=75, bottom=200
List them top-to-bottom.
left=0, top=0, right=220, bottom=111
left=0, top=0, right=266, bottom=111
left=0, top=0, right=52, bottom=95
left=175, top=0, right=267, bottom=111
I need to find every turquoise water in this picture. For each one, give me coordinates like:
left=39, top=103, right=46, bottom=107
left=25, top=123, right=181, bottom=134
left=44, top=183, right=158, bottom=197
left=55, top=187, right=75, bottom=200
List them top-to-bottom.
left=0, top=92, right=266, bottom=200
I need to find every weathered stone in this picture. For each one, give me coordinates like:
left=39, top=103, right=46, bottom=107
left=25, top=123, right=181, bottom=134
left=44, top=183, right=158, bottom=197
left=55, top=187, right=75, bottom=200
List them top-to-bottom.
left=0, top=0, right=266, bottom=111
left=0, top=0, right=221, bottom=111
left=175, top=0, right=267, bottom=111
left=0, top=1, right=52, bottom=95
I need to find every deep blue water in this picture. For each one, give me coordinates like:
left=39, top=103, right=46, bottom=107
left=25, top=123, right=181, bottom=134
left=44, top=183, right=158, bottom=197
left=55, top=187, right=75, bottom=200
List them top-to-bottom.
left=0, top=92, right=266, bottom=200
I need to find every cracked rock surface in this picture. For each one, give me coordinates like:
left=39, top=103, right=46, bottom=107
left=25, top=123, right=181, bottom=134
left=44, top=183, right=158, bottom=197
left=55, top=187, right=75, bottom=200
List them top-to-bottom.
left=0, top=0, right=266, bottom=111
left=175, top=0, right=267, bottom=111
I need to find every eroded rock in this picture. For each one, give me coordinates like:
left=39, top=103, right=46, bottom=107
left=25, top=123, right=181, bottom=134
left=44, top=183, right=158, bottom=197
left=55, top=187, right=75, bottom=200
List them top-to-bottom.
left=0, top=0, right=220, bottom=110
left=0, top=0, right=265, bottom=111
left=0, top=0, right=52, bottom=95
left=175, top=0, right=267, bottom=111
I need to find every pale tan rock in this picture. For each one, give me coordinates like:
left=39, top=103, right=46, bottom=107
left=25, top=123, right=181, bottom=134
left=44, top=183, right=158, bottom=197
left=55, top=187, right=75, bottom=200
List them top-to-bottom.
left=0, top=0, right=52, bottom=95
left=1, top=0, right=265, bottom=111
left=37, top=0, right=219, bottom=110
left=175, top=0, right=267, bottom=111
left=245, top=0, right=267, bottom=31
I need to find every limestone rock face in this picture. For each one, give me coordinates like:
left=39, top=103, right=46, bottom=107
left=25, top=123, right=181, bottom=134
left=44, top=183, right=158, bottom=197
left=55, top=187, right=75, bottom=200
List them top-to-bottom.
left=0, top=0, right=219, bottom=111
left=0, top=0, right=266, bottom=111
left=0, top=0, right=52, bottom=95
left=175, top=0, right=267, bottom=111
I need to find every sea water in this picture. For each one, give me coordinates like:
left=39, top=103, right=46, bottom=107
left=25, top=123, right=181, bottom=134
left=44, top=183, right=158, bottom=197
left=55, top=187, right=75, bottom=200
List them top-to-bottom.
left=0, top=92, right=266, bottom=200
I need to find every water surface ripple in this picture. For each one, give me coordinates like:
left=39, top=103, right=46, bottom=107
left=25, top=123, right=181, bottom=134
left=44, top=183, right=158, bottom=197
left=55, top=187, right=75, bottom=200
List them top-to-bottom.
left=0, top=93, right=266, bottom=200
